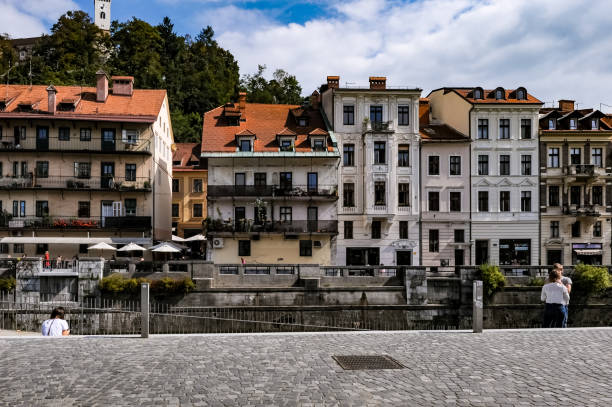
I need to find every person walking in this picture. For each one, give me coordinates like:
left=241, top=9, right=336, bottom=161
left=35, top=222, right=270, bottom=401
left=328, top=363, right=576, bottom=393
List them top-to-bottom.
left=554, top=263, right=572, bottom=327
left=541, top=268, right=570, bottom=328
left=42, top=307, right=70, bottom=336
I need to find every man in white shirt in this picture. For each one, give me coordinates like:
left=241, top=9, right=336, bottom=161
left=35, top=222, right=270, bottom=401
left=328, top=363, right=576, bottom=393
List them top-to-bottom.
left=555, top=263, right=572, bottom=327
left=42, top=307, right=70, bottom=336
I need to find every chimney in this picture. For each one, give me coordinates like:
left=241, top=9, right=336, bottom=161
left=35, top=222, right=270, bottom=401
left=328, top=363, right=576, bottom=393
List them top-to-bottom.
left=96, top=70, right=109, bottom=102
left=112, top=76, right=134, bottom=96
left=327, top=76, right=340, bottom=89
left=369, top=76, right=386, bottom=90
left=46, top=85, right=57, bottom=115
left=310, top=90, right=320, bottom=109
left=238, top=92, right=247, bottom=113
left=558, top=99, right=575, bottom=111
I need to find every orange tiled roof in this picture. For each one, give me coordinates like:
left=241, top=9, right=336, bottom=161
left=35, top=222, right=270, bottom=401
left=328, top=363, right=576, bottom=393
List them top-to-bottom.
left=0, top=84, right=166, bottom=123
left=447, top=88, right=542, bottom=105
left=202, top=103, right=331, bottom=153
left=420, top=124, right=469, bottom=141
left=173, top=143, right=202, bottom=168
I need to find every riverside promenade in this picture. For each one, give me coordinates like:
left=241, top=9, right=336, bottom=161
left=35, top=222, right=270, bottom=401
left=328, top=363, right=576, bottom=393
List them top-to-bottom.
left=1, top=328, right=611, bottom=406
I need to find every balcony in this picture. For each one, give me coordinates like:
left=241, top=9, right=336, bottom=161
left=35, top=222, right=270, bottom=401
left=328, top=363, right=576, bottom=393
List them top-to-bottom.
left=363, top=121, right=394, bottom=133
left=0, top=137, right=151, bottom=155
left=565, top=164, right=595, bottom=178
left=0, top=176, right=151, bottom=192
left=207, top=185, right=338, bottom=200
left=563, top=205, right=600, bottom=217
left=0, top=216, right=152, bottom=230
left=205, top=220, right=338, bottom=235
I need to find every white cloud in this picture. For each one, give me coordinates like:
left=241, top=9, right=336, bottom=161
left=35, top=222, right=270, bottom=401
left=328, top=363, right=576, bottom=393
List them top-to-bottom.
left=0, top=0, right=78, bottom=37
left=209, top=0, right=612, bottom=109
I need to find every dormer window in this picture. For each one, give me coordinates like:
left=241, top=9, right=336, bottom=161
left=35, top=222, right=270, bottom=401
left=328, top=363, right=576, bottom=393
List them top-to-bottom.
left=473, top=87, right=483, bottom=99
left=516, top=87, right=527, bottom=100
left=495, top=88, right=505, bottom=100
left=228, top=117, right=239, bottom=126
left=298, top=118, right=308, bottom=127
left=569, top=118, right=577, bottom=130
left=549, top=119, right=556, bottom=130
left=592, top=119, right=599, bottom=130
left=313, top=138, right=326, bottom=151
left=240, top=139, right=251, bottom=152
left=280, top=139, right=293, bottom=151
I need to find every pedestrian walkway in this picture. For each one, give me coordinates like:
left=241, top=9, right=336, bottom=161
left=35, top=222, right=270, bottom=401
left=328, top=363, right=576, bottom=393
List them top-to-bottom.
left=1, top=329, right=611, bottom=406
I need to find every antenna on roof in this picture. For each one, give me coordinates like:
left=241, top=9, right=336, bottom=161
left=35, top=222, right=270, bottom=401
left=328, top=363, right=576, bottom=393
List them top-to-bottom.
left=28, top=57, right=32, bottom=89
left=1, top=61, right=15, bottom=100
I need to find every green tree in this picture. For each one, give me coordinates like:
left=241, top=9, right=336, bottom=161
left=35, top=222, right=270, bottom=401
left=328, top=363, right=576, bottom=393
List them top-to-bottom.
left=156, top=17, right=188, bottom=109
left=0, top=35, right=19, bottom=80
left=240, top=65, right=302, bottom=104
left=171, top=110, right=203, bottom=143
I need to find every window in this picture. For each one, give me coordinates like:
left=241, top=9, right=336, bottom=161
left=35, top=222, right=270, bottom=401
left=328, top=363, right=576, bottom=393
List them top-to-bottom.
left=474, top=88, right=483, bottom=99
left=495, top=89, right=504, bottom=99
left=517, top=89, right=526, bottom=100
left=343, top=105, right=354, bottom=125
left=370, top=105, right=383, bottom=123
left=398, top=105, right=410, bottom=126
left=298, top=118, right=307, bottom=127
left=569, top=118, right=577, bottom=130
left=477, top=119, right=489, bottom=139
left=499, top=119, right=510, bottom=139
left=520, top=119, right=531, bottom=139
left=549, top=119, right=556, bottom=130
left=591, top=119, right=599, bottom=130
left=16, top=126, right=26, bottom=140
left=58, top=127, right=70, bottom=141
left=80, top=128, right=91, bottom=141
left=123, top=130, right=139, bottom=144
left=239, top=139, right=251, bottom=152
left=280, top=139, right=292, bottom=151
left=313, top=139, right=325, bottom=151
left=374, top=141, right=386, bottom=164
left=343, top=144, right=355, bottom=166
left=398, top=145, right=410, bottom=167
left=548, top=148, right=560, bottom=168
left=570, top=148, right=581, bottom=165
left=592, top=148, right=603, bottom=167
left=478, top=155, right=489, bottom=175
left=499, top=155, right=510, bottom=176
left=521, top=155, right=531, bottom=176
left=428, top=156, right=439, bottom=175
left=449, top=156, right=461, bottom=176
left=36, top=161, right=49, bottom=178
left=0, top=162, right=2, bottom=178
left=12, top=162, right=18, bottom=177
left=20, top=162, right=27, bottom=177
left=125, top=164, right=136, bottom=181
left=280, top=172, right=292, bottom=190
left=307, top=172, right=318, bottom=192
left=234, top=173, right=246, bottom=187
left=254, top=173, right=266, bottom=186
left=172, top=179, right=179, bottom=192
left=193, top=179, right=203, bottom=193
left=374, top=182, right=386, bottom=205
left=343, top=183, right=355, bottom=207
left=398, top=183, right=410, bottom=207
left=548, top=185, right=560, bottom=207
left=570, top=186, right=581, bottom=206
left=592, top=186, right=603, bottom=206
left=428, top=191, right=439, bottom=211
left=449, top=191, right=461, bottom=212
left=478, top=191, right=489, bottom=212
left=500, top=191, right=510, bottom=212
left=521, top=191, right=531, bottom=212
left=125, top=199, right=137, bottom=216
left=12, top=201, right=18, bottom=217
left=19, top=201, right=25, bottom=217
left=35, top=201, right=49, bottom=217
left=78, top=202, right=90, bottom=218
left=171, top=203, right=179, bottom=218
left=193, top=203, right=203, bottom=218
left=254, top=205, right=266, bottom=224
left=234, top=207, right=246, bottom=221
left=279, top=207, right=292, bottom=222
left=344, top=221, right=353, bottom=239
left=371, top=221, right=381, bottom=239
left=399, top=221, right=408, bottom=239
left=550, top=221, right=559, bottom=238
left=571, top=221, right=581, bottom=238
left=594, top=221, right=602, bottom=237
left=429, top=229, right=439, bottom=252
left=454, top=229, right=465, bottom=243
left=238, top=240, right=251, bottom=256
left=300, top=240, right=313, bottom=256
left=0, top=244, right=7, bottom=254
left=13, top=244, right=24, bottom=254
left=36, top=244, right=48, bottom=255
left=79, top=244, right=88, bottom=254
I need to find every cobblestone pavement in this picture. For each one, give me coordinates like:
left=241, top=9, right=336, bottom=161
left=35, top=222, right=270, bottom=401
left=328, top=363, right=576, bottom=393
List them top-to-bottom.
left=1, top=329, right=612, bottom=406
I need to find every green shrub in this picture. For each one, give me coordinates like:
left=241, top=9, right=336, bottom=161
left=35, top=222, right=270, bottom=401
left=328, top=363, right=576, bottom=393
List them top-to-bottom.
left=478, top=264, right=506, bottom=298
left=573, top=264, right=611, bottom=297
left=99, top=274, right=196, bottom=296
left=0, top=277, right=16, bottom=291
left=150, top=277, right=196, bottom=295
left=528, top=277, right=546, bottom=287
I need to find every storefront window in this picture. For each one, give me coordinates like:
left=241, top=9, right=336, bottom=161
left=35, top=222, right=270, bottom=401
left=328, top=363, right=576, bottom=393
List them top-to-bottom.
left=499, top=239, right=531, bottom=265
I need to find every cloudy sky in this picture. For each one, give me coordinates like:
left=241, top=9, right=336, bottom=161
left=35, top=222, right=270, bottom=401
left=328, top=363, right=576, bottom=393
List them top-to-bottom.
left=2, top=0, right=612, bottom=109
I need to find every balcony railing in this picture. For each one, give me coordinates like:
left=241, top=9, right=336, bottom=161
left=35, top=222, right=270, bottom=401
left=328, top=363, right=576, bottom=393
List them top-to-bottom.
left=363, top=121, right=394, bottom=132
left=0, top=137, right=151, bottom=154
left=565, top=164, right=595, bottom=177
left=0, top=176, right=151, bottom=191
left=207, top=185, right=338, bottom=199
left=562, top=205, right=601, bottom=217
left=0, top=216, right=152, bottom=230
left=206, top=220, right=338, bottom=234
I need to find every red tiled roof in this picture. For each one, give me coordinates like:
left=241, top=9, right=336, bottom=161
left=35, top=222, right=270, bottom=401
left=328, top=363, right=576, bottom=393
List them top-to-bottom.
left=111, top=76, right=134, bottom=81
left=0, top=84, right=166, bottom=122
left=444, top=88, right=542, bottom=105
left=202, top=103, right=332, bottom=153
left=420, top=124, right=469, bottom=141
left=277, top=127, right=297, bottom=136
left=173, top=143, right=203, bottom=168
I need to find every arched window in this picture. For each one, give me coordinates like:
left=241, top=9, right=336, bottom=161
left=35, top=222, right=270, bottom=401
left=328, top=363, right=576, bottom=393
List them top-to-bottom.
left=100, top=11, right=106, bottom=19
left=516, top=87, right=527, bottom=100
left=474, top=88, right=482, bottom=99
left=495, top=88, right=504, bottom=100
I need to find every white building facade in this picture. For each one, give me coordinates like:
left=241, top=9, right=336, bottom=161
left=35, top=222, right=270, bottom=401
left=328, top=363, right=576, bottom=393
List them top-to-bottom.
left=321, top=76, right=422, bottom=266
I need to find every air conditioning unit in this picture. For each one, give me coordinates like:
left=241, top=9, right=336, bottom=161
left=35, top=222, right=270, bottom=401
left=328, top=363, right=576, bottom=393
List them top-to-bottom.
left=212, top=238, right=224, bottom=248
left=313, top=240, right=322, bottom=248
left=440, top=259, right=449, bottom=267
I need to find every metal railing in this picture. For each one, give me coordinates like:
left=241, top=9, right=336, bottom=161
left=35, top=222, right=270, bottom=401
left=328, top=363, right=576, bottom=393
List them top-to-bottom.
left=0, top=136, right=152, bottom=154
left=565, top=164, right=595, bottom=176
left=0, top=176, right=151, bottom=191
left=207, top=184, right=338, bottom=198
left=1, top=216, right=152, bottom=230
left=206, top=220, right=338, bottom=234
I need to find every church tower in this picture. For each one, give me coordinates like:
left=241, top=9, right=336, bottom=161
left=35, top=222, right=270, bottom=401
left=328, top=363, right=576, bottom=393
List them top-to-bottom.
left=94, top=0, right=111, bottom=32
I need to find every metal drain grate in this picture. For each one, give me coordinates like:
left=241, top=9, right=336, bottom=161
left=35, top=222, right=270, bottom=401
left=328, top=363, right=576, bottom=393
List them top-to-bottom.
left=332, top=355, right=405, bottom=370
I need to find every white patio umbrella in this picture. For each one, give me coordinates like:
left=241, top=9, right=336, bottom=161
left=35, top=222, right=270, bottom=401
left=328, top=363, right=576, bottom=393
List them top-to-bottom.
left=185, top=234, right=206, bottom=242
left=172, top=235, right=187, bottom=242
left=88, top=242, right=117, bottom=251
left=117, top=242, right=147, bottom=252
left=151, top=243, right=181, bottom=253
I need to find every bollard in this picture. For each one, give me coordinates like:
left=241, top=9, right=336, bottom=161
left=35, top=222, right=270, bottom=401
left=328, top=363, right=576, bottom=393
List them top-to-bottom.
left=473, top=280, right=483, bottom=333
left=141, top=283, right=150, bottom=338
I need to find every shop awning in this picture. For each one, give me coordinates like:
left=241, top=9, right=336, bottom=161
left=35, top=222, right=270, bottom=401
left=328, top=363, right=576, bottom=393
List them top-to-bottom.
left=0, top=237, right=152, bottom=245
left=574, top=249, right=603, bottom=255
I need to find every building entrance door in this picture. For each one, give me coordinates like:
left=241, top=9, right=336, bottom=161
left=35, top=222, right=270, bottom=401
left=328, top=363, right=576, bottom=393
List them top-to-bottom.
left=36, top=127, right=49, bottom=150
left=475, top=240, right=488, bottom=265
left=455, top=249, right=465, bottom=266
left=547, top=250, right=562, bottom=265
left=396, top=251, right=412, bottom=266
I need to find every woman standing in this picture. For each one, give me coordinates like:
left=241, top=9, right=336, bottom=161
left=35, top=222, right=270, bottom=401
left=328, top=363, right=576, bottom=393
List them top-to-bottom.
left=541, top=268, right=570, bottom=328
left=42, top=307, right=70, bottom=336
